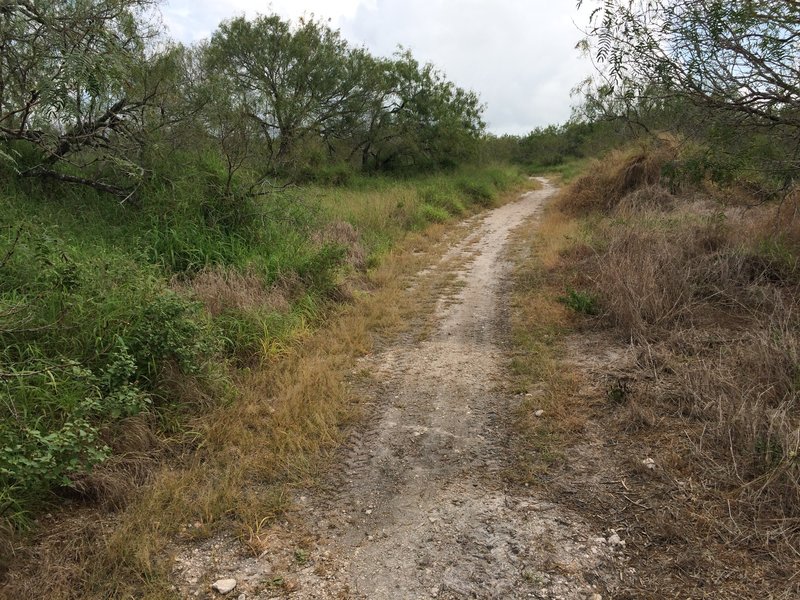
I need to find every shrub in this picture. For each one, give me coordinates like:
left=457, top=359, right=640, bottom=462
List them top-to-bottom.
left=457, top=178, right=495, bottom=207
left=419, top=186, right=466, bottom=216
left=418, top=203, right=450, bottom=224
left=557, top=288, right=599, bottom=315
left=125, top=292, right=216, bottom=386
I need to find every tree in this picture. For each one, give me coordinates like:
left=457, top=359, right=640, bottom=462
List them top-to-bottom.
left=0, top=0, right=164, bottom=198
left=580, top=0, right=800, bottom=182
left=204, top=15, right=485, bottom=175
left=205, top=15, right=369, bottom=167
left=358, top=50, right=484, bottom=171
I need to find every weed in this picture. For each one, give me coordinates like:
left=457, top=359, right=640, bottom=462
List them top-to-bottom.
left=418, top=203, right=450, bottom=224
left=557, top=288, right=599, bottom=315
left=606, top=377, right=631, bottom=404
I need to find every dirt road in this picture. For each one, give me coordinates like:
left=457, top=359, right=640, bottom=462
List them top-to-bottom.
left=175, top=180, right=622, bottom=599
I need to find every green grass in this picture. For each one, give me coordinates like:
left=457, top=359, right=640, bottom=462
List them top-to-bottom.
left=526, top=158, right=589, bottom=183
left=0, top=161, right=524, bottom=531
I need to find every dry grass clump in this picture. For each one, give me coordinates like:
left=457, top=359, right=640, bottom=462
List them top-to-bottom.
left=557, top=143, right=677, bottom=216
left=548, top=147, right=800, bottom=560
left=614, top=184, right=675, bottom=216
left=311, top=220, right=366, bottom=270
left=589, top=225, right=695, bottom=338
left=173, top=267, right=291, bottom=317
left=676, top=297, right=800, bottom=528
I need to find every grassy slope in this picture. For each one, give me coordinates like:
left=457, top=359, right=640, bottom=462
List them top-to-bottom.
left=509, top=147, right=800, bottom=596
left=0, top=164, right=529, bottom=597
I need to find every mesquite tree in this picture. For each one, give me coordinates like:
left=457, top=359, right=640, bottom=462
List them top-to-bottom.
left=0, top=0, right=160, bottom=198
left=579, top=0, right=800, bottom=180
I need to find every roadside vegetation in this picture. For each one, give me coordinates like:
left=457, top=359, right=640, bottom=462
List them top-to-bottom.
left=4, top=0, right=799, bottom=597
left=0, top=1, right=528, bottom=594
left=508, top=2, right=800, bottom=596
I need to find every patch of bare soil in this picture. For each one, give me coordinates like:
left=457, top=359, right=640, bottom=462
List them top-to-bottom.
left=172, top=181, right=623, bottom=599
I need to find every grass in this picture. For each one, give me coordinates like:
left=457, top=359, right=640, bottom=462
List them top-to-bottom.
left=510, top=144, right=800, bottom=596
left=525, top=158, right=591, bottom=184
left=0, top=164, right=529, bottom=597
left=505, top=189, right=592, bottom=482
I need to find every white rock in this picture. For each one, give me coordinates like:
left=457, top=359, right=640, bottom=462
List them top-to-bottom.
left=534, top=409, right=545, bottom=417
left=642, top=457, right=656, bottom=469
left=607, top=533, right=625, bottom=547
left=212, top=579, right=237, bottom=595
left=590, top=595, right=603, bottom=600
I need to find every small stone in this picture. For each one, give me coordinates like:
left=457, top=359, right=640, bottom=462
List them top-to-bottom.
left=534, top=409, right=544, bottom=417
left=642, top=457, right=656, bottom=470
left=365, top=508, right=373, bottom=515
left=607, top=533, right=625, bottom=547
left=212, top=579, right=237, bottom=595
left=431, top=586, right=440, bottom=597
left=590, top=595, right=603, bottom=600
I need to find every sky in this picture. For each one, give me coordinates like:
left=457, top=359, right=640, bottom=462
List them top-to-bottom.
left=160, top=0, right=595, bottom=135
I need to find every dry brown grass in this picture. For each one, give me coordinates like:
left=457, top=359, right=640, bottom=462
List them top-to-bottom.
left=557, top=142, right=678, bottom=216
left=539, top=147, right=800, bottom=588
left=508, top=151, right=800, bottom=596
left=614, top=184, right=675, bottom=216
left=506, top=198, right=591, bottom=482
left=311, top=219, right=366, bottom=270
left=172, top=266, right=292, bottom=317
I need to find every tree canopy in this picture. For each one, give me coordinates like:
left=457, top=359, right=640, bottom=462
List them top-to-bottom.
left=578, top=0, right=800, bottom=183
left=0, top=4, right=486, bottom=198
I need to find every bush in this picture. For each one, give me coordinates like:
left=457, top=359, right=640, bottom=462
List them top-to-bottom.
left=457, top=178, right=495, bottom=207
left=419, top=186, right=466, bottom=216
left=418, top=203, right=450, bottom=224
left=558, top=288, right=599, bottom=315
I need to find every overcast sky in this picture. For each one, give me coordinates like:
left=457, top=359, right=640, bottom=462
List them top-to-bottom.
left=161, top=0, right=595, bottom=135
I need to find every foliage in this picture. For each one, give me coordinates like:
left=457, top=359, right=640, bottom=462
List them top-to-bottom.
left=0, top=0, right=170, bottom=198
left=578, top=0, right=800, bottom=186
left=201, top=16, right=484, bottom=178
left=557, top=288, right=599, bottom=315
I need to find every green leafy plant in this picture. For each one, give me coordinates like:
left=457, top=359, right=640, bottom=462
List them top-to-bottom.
left=557, top=288, right=599, bottom=315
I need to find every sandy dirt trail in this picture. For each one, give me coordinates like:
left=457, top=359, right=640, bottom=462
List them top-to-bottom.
left=175, top=181, right=621, bottom=599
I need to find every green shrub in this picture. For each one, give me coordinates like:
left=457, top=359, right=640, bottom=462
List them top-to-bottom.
left=457, top=178, right=495, bottom=206
left=419, top=186, right=466, bottom=216
left=418, top=203, right=450, bottom=224
left=558, top=288, right=599, bottom=315
left=126, top=292, right=216, bottom=386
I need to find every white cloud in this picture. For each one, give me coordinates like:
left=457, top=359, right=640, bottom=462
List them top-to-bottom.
left=160, top=0, right=594, bottom=134
left=161, top=0, right=370, bottom=40
left=339, top=0, right=593, bottom=134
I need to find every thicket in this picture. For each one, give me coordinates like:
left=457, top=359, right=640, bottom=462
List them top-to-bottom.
left=0, top=0, right=521, bottom=541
